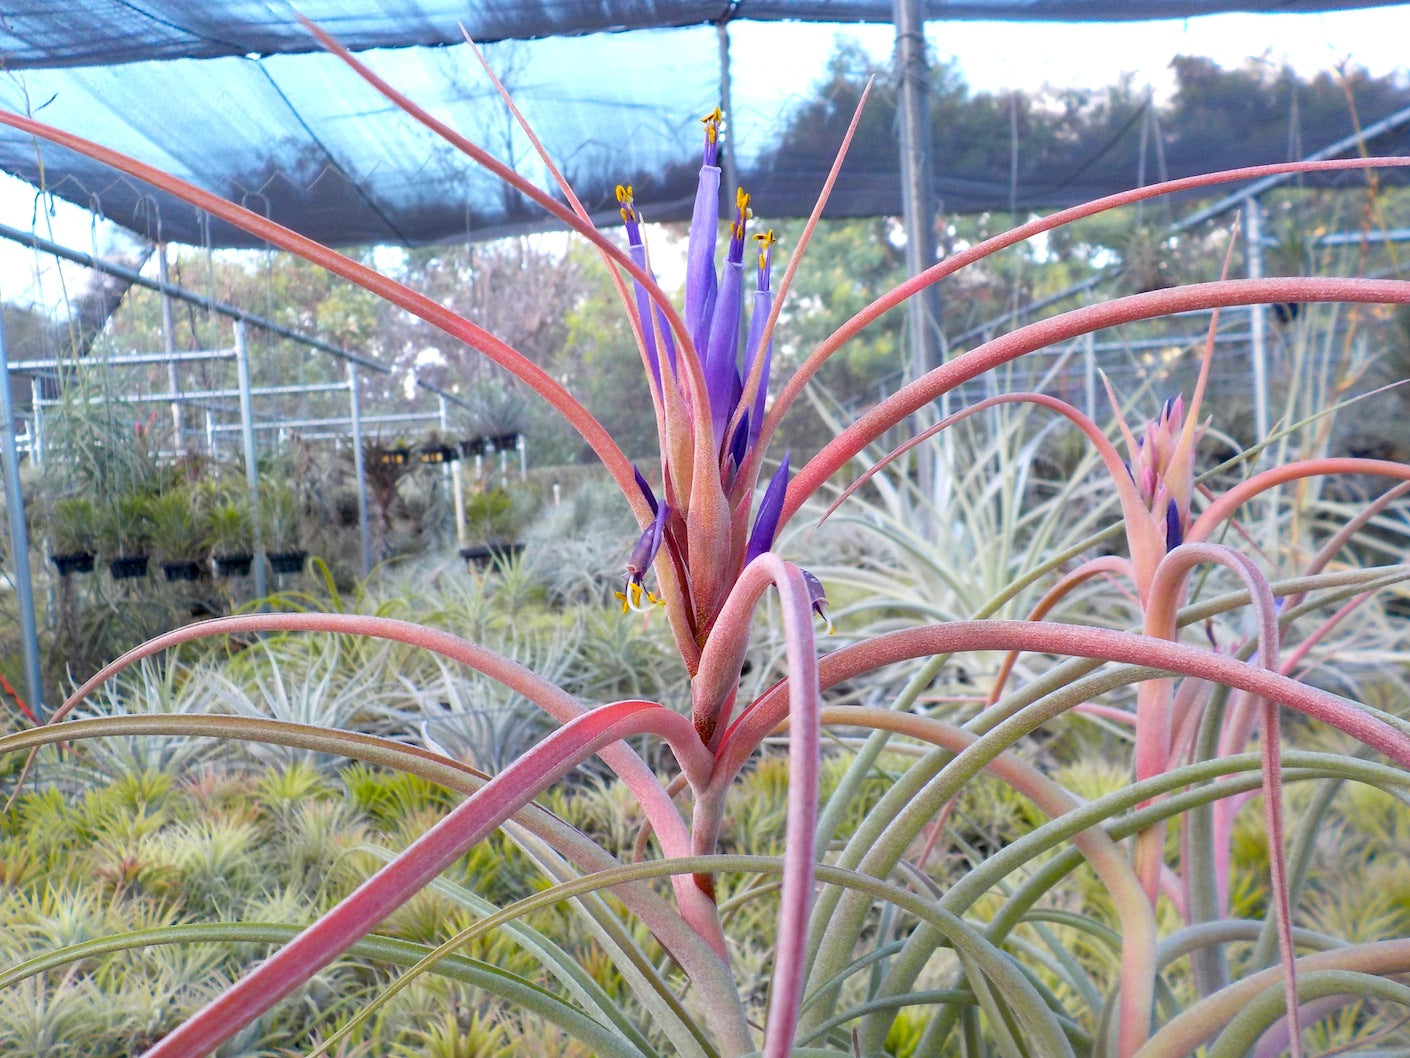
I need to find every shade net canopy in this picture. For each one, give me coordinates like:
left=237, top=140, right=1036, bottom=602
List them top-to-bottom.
left=1, top=1, right=1407, bottom=248
left=2, top=1, right=1401, bottom=67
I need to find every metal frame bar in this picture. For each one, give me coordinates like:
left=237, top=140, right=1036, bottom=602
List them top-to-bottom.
left=0, top=220, right=469, bottom=411
left=0, top=304, right=45, bottom=717
left=235, top=324, right=267, bottom=598
left=8, top=349, right=236, bottom=371
left=348, top=364, right=372, bottom=577
left=33, top=380, right=352, bottom=406
left=208, top=411, right=439, bottom=433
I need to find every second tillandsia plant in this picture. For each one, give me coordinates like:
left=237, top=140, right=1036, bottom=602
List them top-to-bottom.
left=5, top=20, right=1410, bottom=1058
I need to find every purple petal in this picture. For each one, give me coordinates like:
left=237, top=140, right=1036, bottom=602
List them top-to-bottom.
left=684, top=168, right=721, bottom=350
left=618, top=186, right=666, bottom=395
left=705, top=190, right=751, bottom=451
left=744, top=231, right=777, bottom=450
left=705, top=258, right=744, bottom=451
left=743, top=288, right=774, bottom=451
left=728, top=412, right=749, bottom=471
left=745, top=453, right=790, bottom=565
left=633, top=466, right=658, bottom=515
left=1165, top=497, right=1183, bottom=551
left=627, top=501, right=671, bottom=579
left=801, top=568, right=832, bottom=634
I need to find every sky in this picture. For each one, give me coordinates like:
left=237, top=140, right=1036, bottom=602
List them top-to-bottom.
left=4, top=5, right=1409, bottom=312
left=736, top=5, right=1410, bottom=100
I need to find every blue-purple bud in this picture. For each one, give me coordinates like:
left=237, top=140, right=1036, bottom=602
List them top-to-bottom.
left=745, top=453, right=790, bottom=565
left=633, top=465, right=659, bottom=515
left=1165, top=497, right=1183, bottom=551
left=801, top=568, right=833, bottom=634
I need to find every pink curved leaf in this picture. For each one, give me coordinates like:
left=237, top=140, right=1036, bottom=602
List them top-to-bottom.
left=142, top=699, right=709, bottom=1058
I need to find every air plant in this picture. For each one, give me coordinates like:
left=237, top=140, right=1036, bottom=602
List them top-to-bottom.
left=3, top=19, right=1410, bottom=1058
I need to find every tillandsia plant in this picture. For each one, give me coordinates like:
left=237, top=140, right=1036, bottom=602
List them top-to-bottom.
left=6, top=19, right=1410, bottom=1058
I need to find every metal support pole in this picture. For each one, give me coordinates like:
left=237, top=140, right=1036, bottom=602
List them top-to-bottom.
left=894, top=0, right=942, bottom=388
left=894, top=0, right=943, bottom=510
left=717, top=20, right=740, bottom=206
left=1244, top=198, right=1280, bottom=552
left=1245, top=198, right=1269, bottom=448
left=157, top=244, right=185, bottom=454
left=0, top=304, right=45, bottom=717
left=235, top=324, right=266, bottom=598
left=1083, top=331, right=1097, bottom=422
left=347, top=363, right=372, bottom=577
left=29, top=377, right=42, bottom=466
left=435, top=396, right=457, bottom=551
left=440, top=396, right=466, bottom=550
left=204, top=409, right=216, bottom=459
left=517, top=433, right=527, bottom=481
left=451, top=456, right=467, bottom=550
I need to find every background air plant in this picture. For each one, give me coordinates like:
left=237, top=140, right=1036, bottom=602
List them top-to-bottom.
left=2, top=19, right=1410, bottom=1058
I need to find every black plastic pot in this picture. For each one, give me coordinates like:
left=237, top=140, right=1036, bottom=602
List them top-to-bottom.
left=489, top=432, right=521, bottom=453
left=459, top=437, right=488, bottom=458
left=417, top=444, right=457, bottom=464
left=377, top=446, right=411, bottom=466
left=459, top=541, right=525, bottom=568
left=267, top=549, right=308, bottom=574
left=50, top=551, right=95, bottom=576
left=213, top=553, right=254, bottom=577
left=108, top=554, right=150, bottom=580
left=162, top=560, right=205, bottom=582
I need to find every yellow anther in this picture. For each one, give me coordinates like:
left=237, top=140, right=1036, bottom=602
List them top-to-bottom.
left=701, top=106, right=723, bottom=141
left=616, top=185, right=637, bottom=223
left=728, top=189, right=752, bottom=239
left=754, top=228, right=776, bottom=269
left=615, top=581, right=662, bottom=615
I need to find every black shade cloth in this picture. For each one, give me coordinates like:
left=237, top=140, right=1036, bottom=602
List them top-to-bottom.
left=0, top=2, right=1405, bottom=248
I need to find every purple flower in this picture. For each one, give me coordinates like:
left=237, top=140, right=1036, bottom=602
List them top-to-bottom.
left=610, top=108, right=787, bottom=623
left=684, top=108, right=723, bottom=351
left=616, top=184, right=676, bottom=393
left=704, top=188, right=750, bottom=452
left=744, top=230, right=776, bottom=451
left=745, top=452, right=790, bottom=566
left=617, top=470, right=671, bottom=612
left=800, top=568, right=832, bottom=635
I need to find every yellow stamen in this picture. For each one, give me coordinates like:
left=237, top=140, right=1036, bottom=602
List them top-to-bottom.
left=701, top=107, right=722, bottom=142
left=616, top=184, right=637, bottom=224
left=729, top=189, right=752, bottom=240
left=754, top=229, right=776, bottom=269
left=614, top=582, right=663, bottom=615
